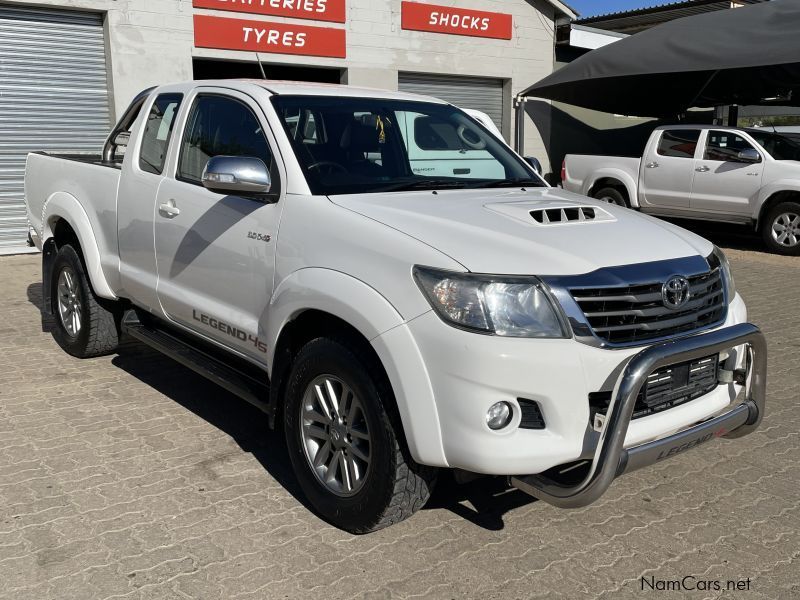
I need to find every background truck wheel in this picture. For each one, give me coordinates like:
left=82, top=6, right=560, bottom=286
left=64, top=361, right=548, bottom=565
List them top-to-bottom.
left=593, top=186, right=629, bottom=208
left=761, top=201, right=800, bottom=255
left=50, top=244, right=120, bottom=358
left=284, top=337, right=436, bottom=533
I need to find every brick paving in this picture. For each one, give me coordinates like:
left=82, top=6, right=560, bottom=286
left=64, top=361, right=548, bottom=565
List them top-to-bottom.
left=1, top=233, right=798, bottom=599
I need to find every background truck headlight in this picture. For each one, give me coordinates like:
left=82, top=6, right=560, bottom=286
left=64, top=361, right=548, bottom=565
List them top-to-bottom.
left=413, top=266, right=566, bottom=338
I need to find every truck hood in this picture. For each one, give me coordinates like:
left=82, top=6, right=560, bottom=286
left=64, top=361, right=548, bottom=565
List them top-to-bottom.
left=330, top=188, right=713, bottom=275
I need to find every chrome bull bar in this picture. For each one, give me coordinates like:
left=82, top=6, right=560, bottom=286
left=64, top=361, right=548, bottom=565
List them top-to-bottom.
left=511, top=323, right=767, bottom=508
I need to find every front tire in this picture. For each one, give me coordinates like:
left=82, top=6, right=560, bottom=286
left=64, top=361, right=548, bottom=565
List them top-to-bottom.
left=593, top=186, right=629, bottom=207
left=761, top=201, right=800, bottom=255
left=50, top=244, right=120, bottom=357
left=284, top=337, right=436, bottom=533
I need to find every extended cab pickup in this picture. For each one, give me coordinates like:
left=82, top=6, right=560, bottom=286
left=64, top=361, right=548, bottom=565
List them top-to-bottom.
left=26, top=81, right=766, bottom=533
left=563, top=125, right=800, bottom=255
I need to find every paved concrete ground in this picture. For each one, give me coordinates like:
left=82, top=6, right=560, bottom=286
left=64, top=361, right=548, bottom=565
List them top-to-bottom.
left=1, top=228, right=798, bottom=599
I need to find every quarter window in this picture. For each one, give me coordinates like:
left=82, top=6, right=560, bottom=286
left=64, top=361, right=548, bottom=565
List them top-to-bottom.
left=139, top=93, right=183, bottom=174
left=178, top=95, right=273, bottom=183
left=414, top=116, right=463, bottom=151
left=656, top=129, right=701, bottom=159
left=704, top=131, right=760, bottom=162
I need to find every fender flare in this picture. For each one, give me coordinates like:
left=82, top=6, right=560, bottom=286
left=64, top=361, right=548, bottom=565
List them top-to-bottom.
left=584, top=169, right=639, bottom=208
left=753, top=180, right=800, bottom=224
left=42, top=192, right=117, bottom=300
left=267, top=268, right=446, bottom=466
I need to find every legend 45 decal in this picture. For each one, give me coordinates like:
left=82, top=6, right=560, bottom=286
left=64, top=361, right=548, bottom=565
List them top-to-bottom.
left=192, top=309, right=268, bottom=353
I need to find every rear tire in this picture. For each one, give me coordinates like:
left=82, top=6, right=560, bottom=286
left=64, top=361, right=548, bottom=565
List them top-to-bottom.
left=593, top=186, right=629, bottom=208
left=761, top=201, right=800, bottom=255
left=51, top=244, right=120, bottom=357
left=284, top=337, right=436, bottom=533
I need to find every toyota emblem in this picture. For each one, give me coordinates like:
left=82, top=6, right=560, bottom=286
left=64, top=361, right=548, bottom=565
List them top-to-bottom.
left=662, top=275, right=691, bottom=310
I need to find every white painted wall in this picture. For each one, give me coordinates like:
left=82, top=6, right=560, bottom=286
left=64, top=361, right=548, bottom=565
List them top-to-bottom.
left=1, top=0, right=560, bottom=168
left=569, top=24, right=627, bottom=50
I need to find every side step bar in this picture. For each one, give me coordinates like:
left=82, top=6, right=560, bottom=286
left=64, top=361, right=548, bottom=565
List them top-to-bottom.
left=121, top=310, right=272, bottom=414
left=511, top=323, right=767, bottom=508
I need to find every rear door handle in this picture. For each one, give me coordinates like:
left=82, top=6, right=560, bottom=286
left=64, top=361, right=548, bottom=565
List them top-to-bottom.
left=645, top=162, right=659, bottom=169
left=695, top=165, right=710, bottom=172
left=158, top=199, right=180, bottom=217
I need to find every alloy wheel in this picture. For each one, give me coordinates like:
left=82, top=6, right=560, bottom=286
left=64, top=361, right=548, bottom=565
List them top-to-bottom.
left=600, top=195, right=625, bottom=206
left=771, top=212, right=800, bottom=247
left=57, top=267, right=82, bottom=337
left=300, top=374, right=372, bottom=497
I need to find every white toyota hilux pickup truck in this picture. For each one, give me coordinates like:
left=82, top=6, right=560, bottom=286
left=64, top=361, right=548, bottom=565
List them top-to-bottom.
left=25, top=81, right=766, bottom=533
left=563, top=125, right=800, bottom=255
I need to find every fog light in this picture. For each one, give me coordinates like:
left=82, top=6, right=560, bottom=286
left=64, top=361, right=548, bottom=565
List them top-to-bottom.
left=486, top=401, right=513, bottom=430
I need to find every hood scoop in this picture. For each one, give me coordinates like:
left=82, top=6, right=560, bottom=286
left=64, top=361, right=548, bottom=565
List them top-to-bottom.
left=484, top=198, right=617, bottom=227
left=530, top=205, right=614, bottom=225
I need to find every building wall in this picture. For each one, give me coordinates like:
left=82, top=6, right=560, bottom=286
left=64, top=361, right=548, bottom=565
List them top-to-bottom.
left=0, top=0, right=558, bottom=168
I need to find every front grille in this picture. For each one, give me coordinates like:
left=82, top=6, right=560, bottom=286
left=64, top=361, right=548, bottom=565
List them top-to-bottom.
left=570, top=269, right=725, bottom=344
left=589, top=354, right=720, bottom=422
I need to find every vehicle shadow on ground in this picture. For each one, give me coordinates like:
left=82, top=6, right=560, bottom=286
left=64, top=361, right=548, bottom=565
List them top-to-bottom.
left=26, top=283, right=56, bottom=333
left=107, top=338, right=535, bottom=531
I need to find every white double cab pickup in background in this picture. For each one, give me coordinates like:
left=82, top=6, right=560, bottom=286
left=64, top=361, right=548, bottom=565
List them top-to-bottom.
left=26, top=81, right=767, bottom=533
left=563, top=125, right=800, bottom=255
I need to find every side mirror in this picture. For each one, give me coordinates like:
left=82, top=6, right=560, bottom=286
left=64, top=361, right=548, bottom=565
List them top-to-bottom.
left=736, top=148, right=760, bottom=163
left=202, top=156, right=271, bottom=195
left=523, top=156, right=542, bottom=174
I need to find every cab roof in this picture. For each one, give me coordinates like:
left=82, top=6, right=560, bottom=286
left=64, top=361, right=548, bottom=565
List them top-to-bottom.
left=178, top=79, right=448, bottom=104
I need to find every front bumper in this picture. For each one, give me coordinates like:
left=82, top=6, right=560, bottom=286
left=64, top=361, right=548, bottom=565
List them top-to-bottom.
left=403, top=293, right=750, bottom=474
left=510, top=322, right=766, bottom=508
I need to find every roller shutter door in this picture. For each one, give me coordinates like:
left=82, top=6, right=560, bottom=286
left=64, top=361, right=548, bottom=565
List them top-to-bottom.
left=0, top=6, right=111, bottom=250
left=398, top=73, right=505, bottom=130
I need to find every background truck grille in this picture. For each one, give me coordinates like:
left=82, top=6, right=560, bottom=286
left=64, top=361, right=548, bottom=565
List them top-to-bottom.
left=570, top=269, right=725, bottom=344
left=589, top=354, right=720, bottom=421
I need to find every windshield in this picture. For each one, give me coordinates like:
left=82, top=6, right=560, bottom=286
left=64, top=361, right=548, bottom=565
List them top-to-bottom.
left=270, top=95, right=543, bottom=195
left=748, top=130, right=800, bottom=161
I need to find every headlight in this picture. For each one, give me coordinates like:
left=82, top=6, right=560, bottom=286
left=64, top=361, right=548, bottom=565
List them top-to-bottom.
left=711, top=246, right=736, bottom=302
left=413, top=266, right=566, bottom=338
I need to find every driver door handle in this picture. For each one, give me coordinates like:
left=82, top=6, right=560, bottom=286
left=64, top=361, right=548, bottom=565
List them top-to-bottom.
left=645, top=162, right=659, bottom=169
left=695, top=165, right=710, bottom=172
left=158, top=199, right=180, bottom=217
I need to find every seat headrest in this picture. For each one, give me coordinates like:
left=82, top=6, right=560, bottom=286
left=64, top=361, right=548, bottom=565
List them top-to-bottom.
left=340, top=118, right=384, bottom=153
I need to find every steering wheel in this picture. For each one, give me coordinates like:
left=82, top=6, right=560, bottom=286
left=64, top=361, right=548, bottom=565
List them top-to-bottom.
left=307, top=161, right=348, bottom=175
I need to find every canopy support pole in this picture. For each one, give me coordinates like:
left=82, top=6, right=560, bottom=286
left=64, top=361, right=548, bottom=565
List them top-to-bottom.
left=686, top=69, right=720, bottom=113
left=514, top=95, right=527, bottom=154
left=728, top=105, right=739, bottom=126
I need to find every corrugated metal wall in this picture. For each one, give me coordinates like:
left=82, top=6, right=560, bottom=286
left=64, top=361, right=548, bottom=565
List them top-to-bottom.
left=0, top=5, right=111, bottom=249
left=398, top=72, right=505, bottom=130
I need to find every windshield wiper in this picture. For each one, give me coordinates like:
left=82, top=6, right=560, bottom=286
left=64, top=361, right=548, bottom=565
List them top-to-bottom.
left=467, top=177, right=545, bottom=189
left=377, top=179, right=470, bottom=192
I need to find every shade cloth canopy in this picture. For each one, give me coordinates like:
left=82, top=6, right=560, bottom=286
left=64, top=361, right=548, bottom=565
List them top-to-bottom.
left=523, top=0, right=800, bottom=117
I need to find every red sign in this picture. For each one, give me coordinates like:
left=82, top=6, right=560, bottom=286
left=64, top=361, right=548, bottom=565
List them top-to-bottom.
left=193, top=0, right=346, bottom=24
left=401, top=2, right=512, bottom=40
left=193, top=14, right=346, bottom=58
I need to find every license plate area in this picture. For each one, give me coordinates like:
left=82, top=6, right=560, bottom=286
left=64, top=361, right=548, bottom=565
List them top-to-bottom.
left=590, top=354, right=720, bottom=427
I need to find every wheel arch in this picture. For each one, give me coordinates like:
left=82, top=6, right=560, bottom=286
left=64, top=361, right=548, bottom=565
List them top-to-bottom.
left=586, top=171, right=637, bottom=207
left=755, top=187, right=800, bottom=230
left=41, top=192, right=117, bottom=301
left=266, top=268, right=446, bottom=466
